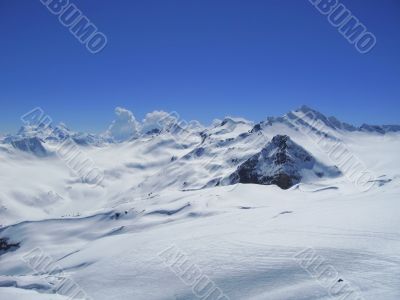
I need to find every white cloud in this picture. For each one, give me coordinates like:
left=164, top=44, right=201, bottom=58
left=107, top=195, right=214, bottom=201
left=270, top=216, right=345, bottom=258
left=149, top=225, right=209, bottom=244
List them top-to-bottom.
left=106, top=107, right=140, bottom=142
left=141, top=111, right=178, bottom=134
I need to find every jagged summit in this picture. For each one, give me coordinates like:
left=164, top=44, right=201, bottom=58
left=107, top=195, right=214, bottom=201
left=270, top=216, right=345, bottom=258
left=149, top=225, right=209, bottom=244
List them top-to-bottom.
left=296, top=104, right=319, bottom=114
left=252, top=105, right=400, bottom=134
left=285, top=105, right=357, bottom=132
left=2, top=106, right=400, bottom=149
left=220, top=116, right=252, bottom=126
left=2, top=122, right=106, bottom=158
left=9, top=122, right=71, bottom=142
left=360, top=124, right=400, bottom=134
left=229, top=134, right=340, bottom=189
left=11, top=137, right=48, bottom=157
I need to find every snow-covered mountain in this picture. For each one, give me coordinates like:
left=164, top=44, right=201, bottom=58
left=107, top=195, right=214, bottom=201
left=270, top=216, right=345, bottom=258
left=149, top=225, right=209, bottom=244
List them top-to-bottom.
left=0, top=106, right=400, bottom=300
left=3, top=122, right=106, bottom=152
left=229, top=135, right=341, bottom=189
left=10, top=137, right=48, bottom=157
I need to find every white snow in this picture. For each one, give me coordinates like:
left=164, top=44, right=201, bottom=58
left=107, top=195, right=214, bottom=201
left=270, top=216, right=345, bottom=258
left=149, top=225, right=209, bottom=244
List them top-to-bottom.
left=0, top=107, right=399, bottom=299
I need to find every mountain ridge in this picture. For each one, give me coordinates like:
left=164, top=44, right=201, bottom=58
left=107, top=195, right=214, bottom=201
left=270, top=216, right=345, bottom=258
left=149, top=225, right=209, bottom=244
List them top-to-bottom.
left=2, top=105, right=399, bottom=146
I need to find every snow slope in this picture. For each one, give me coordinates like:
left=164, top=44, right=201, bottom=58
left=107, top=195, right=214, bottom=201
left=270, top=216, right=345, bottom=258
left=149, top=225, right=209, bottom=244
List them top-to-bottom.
left=0, top=106, right=399, bottom=299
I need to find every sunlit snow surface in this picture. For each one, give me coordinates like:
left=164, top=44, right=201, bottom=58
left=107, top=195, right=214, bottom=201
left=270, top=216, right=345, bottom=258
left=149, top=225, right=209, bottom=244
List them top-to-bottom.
left=0, top=117, right=400, bottom=300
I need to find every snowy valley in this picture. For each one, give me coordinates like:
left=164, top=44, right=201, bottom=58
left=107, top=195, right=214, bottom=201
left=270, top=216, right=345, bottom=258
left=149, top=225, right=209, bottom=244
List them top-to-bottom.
left=0, top=105, right=399, bottom=300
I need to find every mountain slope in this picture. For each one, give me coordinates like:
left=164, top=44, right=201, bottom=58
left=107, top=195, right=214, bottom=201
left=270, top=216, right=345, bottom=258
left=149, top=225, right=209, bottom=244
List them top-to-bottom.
left=0, top=106, right=400, bottom=299
left=229, top=135, right=340, bottom=189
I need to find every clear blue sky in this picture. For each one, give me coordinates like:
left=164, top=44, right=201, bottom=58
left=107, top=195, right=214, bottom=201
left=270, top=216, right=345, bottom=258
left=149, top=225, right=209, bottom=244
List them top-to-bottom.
left=0, top=0, right=399, bottom=133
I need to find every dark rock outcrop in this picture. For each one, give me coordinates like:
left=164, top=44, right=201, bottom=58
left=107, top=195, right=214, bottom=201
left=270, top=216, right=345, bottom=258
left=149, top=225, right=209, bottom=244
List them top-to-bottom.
left=360, top=124, right=400, bottom=134
left=229, top=135, right=340, bottom=189
left=11, top=137, right=48, bottom=157
left=0, top=238, right=20, bottom=254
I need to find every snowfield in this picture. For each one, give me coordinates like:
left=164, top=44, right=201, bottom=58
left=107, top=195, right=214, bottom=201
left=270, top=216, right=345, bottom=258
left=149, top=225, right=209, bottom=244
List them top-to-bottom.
left=0, top=106, right=399, bottom=299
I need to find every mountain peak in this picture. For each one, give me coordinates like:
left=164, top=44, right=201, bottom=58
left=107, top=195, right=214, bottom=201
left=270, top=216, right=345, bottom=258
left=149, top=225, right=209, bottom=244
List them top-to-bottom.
left=297, top=104, right=317, bottom=114
left=287, top=105, right=358, bottom=132
left=292, top=105, right=327, bottom=120
left=220, top=116, right=251, bottom=126
left=229, top=134, right=340, bottom=189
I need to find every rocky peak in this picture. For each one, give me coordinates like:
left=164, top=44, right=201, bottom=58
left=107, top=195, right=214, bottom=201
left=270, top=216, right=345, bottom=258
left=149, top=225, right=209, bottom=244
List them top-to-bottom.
left=229, top=134, right=339, bottom=189
left=11, top=137, right=48, bottom=157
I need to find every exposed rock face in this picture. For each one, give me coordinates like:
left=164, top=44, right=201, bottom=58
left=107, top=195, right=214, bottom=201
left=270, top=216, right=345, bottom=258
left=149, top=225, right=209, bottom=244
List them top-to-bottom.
left=360, top=124, right=400, bottom=134
left=229, top=135, right=339, bottom=189
left=11, top=137, right=48, bottom=157
left=0, top=238, right=20, bottom=254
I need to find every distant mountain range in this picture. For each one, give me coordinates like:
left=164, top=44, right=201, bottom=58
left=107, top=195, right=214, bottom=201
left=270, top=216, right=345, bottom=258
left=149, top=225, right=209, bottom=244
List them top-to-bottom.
left=1, top=105, right=397, bottom=191
left=1, top=105, right=399, bottom=300
left=2, top=105, right=399, bottom=147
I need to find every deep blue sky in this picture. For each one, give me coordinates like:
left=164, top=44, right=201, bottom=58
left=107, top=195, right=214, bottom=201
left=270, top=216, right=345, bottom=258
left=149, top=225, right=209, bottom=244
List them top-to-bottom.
left=1, top=0, right=399, bottom=133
